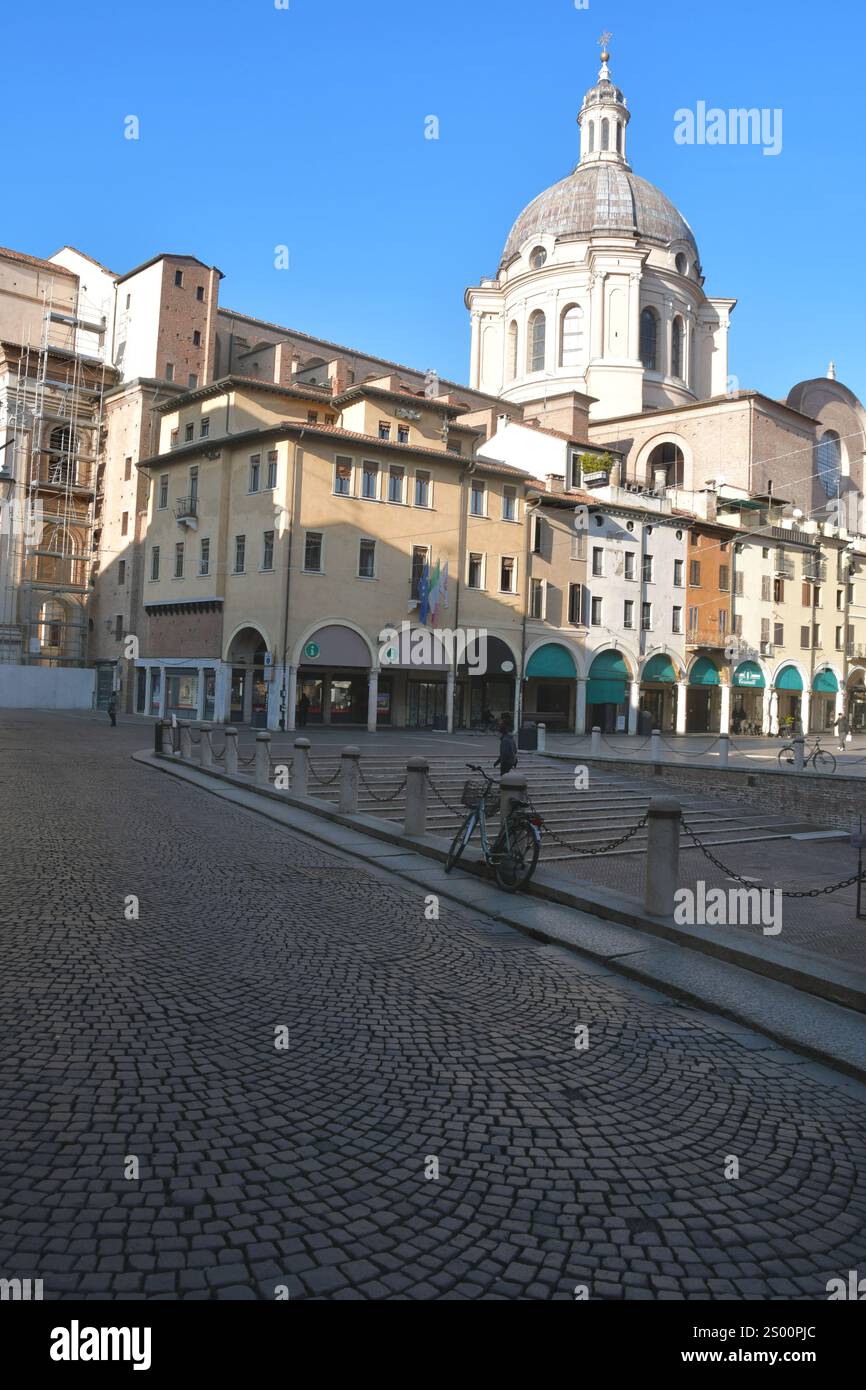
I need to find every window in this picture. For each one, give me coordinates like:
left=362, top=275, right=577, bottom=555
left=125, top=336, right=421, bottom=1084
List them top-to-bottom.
left=601, top=117, right=610, bottom=150
left=588, top=120, right=595, bottom=153
left=530, top=246, right=547, bottom=269
left=174, top=269, right=184, bottom=287
left=196, top=285, right=204, bottom=302
left=125, top=293, right=131, bottom=310
left=560, top=305, right=584, bottom=367
left=639, top=308, right=658, bottom=370
left=527, top=310, right=546, bottom=372
left=671, top=317, right=684, bottom=379
left=507, top=321, right=518, bottom=381
left=193, top=330, right=202, bottom=347
left=165, top=362, right=175, bottom=382
left=188, top=373, right=198, bottom=389
left=307, top=411, right=319, bottom=424
left=200, top=417, right=210, bottom=438
left=378, top=421, right=391, bottom=440
left=185, top=422, right=194, bottom=442
left=170, top=429, right=179, bottom=449
left=447, top=439, right=462, bottom=456
left=267, top=451, right=278, bottom=489
left=249, top=455, right=261, bottom=492
left=123, top=456, right=132, bottom=481
left=334, top=457, right=352, bottom=495
left=361, top=461, right=379, bottom=499
left=388, top=465, right=405, bottom=503
left=189, top=467, right=198, bottom=505
left=414, top=471, right=431, bottom=507
left=158, top=475, right=169, bottom=510
left=470, top=480, right=485, bottom=516
left=502, top=486, right=516, bottom=521
left=121, top=511, right=129, bottom=537
left=532, top=516, right=543, bottom=555
left=571, top=530, right=586, bottom=561
left=262, top=531, right=275, bottom=571
left=304, top=531, right=323, bottom=572
left=691, top=532, right=700, bottom=547
left=234, top=535, right=246, bottom=574
left=199, top=538, right=210, bottom=576
left=356, top=538, right=376, bottom=579
left=174, top=541, right=184, bottom=578
left=411, top=545, right=430, bottom=599
left=150, top=546, right=160, bottom=581
left=592, top=546, right=604, bottom=577
left=624, top=551, right=636, bottom=581
left=468, top=553, right=483, bottom=589
left=642, top=553, right=653, bottom=583
left=500, top=556, right=516, bottom=593
left=673, top=558, right=683, bottom=587
left=118, top=559, right=126, bottom=585
left=689, top=559, right=701, bottom=585
left=719, top=564, right=729, bottom=591
left=734, top=572, right=744, bottom=596
left=761, top=575, right=772, bottom=602
left=530, top=578, right=545, bottom=619
left=773, top=578, right=784, bottom=603
left=802, top=581, right=811, bottom=607
left=568, top=583, right=583, bottom=625
left=837, top=588, right=844, bottom=611
left=591, top=596, right=603, bottom=626
left=623, top=599, right=635, bottom=629
left=641, top=601, right=652, bottom=630
left=672, top=605, right=682, bottom=634
left=689, top=606, right=699, bottom=633
left=718, top=610, right=727, bottom=635
left=115, top=614, right=124, bottom=641
left=733, top=614, right=743, bottom=636
left=761, top=617, right=771, bottom=650
left=774, top=622, right=784, bottom=646
left=813, top=623, right=821, bottom=647
left=800, top=625, right=810, bottom=649
left=836, top=626, right=843, bottom=650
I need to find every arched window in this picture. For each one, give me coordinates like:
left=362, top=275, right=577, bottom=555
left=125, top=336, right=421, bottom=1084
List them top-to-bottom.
left=601, top=118, right=610, bottom=150
left=587, top=121, right=595, bottom=153
left=615, top=121, right=622, bottom=153
left=559, top=305, right=584, bottom=367
left=639, top=308, right=658, bottom=371
left=527, top=310, right=546, bottom=373
left=671, top=317, right=684, bottom=379
left=506, top=321, right=518, bottom=381
left=48, top=426, right=79, bottom=485
left=817, top=430, right=842, bottom=499
left=39, top=600, right=66, bottom=650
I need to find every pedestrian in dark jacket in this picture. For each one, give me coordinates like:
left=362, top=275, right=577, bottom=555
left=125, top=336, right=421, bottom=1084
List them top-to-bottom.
left=107, top=695, right=117, bottom=728
left=494, top=715, right=518, bottom=776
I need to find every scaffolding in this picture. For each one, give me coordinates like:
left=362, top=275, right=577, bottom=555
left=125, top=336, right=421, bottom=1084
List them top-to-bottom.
left=0, top=283, right=108, bottom=665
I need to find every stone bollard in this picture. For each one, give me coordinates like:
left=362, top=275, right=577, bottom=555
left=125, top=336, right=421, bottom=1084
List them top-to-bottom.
left=160, top=719, right=173, bottom=755
left=178, top=720, right=192, bottom=760
left=537, top=722, right=546, bottom=753
left=199, top=723, right=213, bottom=768
left=224, top=726, right=239, bottom=775
left=590, top=726, right=601, bottom=756
left=650, top=728, right=661, bottom=763
left=255, top=731, right=271, bottom=787
left=718, top=732, right=729, bottom=768
left=793, top=735, right=805, bottom=771
left=293, top=737, right=311, bottom=795
left=339, top=746, right=361, bottom=813
left=404, top=757, right=429, bottom=835
left=500, top=770, right=528, bottom=823
left=643, top=796, right=682, bottom=917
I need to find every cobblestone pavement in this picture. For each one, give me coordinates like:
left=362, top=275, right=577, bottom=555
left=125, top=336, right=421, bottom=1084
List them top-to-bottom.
left=1, top=711, right=866, bottom=1300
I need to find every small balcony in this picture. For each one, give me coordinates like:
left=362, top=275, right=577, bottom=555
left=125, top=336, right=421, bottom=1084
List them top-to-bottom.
left=175, top=495, right=198, bottom=528
left=774, top=554, right=795, bottom=579
left=686, top=627, right=727, bottom=650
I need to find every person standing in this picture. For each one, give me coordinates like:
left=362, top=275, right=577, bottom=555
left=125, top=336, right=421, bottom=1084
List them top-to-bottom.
left=298, top=691, right=310, bottom=727
left=107, top=694, right=117, bottom=728
left=834, top=710, right=849, bottom=752
left=494, top=714, right=518, bottom=777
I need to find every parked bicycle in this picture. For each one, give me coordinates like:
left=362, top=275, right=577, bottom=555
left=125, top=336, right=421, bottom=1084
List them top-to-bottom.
left=777, top=735, right=836, bottom=773
left=444, top=763, right=543, bottom=891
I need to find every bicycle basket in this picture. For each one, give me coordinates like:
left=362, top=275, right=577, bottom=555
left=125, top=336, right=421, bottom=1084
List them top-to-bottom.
left=461, top=778, right=498, bottom=812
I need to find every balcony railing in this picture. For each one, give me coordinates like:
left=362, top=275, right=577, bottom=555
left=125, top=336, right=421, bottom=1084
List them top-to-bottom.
left=175, top=496, right=198, bottom=523
left=774, top=554, right=795, bottom=579
left=686, top=627, right=727, bottom=648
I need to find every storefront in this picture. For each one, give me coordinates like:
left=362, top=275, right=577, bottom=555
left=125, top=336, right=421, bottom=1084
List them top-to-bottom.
left=296, top=625, right=373, bottom=727
left=460, top=635, right=517, bottom=730
left=524, top=643, right=576, bottom=730
left=586, top=650, right=629, bottom=734
left=639, top=654, right=677, bottom=733
left=686, top=656, right=721, bottom=733
left=731, top=660, right=764, bottom=733
left=774, top=665, right=803, bottom=734
left=811, top=669, right=839, bottom=732
left=848, top=669, right=866, bottom=732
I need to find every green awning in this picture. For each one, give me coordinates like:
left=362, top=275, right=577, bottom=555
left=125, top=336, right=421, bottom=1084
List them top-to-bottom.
left=526, top=643, right=576, bottom=679
left=589, top=650, right=629, bottom=681
left=587, top=651, right=629, bottom=707
left=642, top=654, right=677, bottom=684
left=689, top=655, right=720, bottom=687
left=733, top=660, right=764, bottom=689
left=775, top=666, right=803, bottom=692
left=813, top=669, right=839, bottom=694
left=587, top=679, right=626, bottom=705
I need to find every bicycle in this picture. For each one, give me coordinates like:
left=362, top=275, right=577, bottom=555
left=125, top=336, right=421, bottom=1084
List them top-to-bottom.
left=777, top=736, right=836, bottom=774
left=444, top=763, right=543, bottom=892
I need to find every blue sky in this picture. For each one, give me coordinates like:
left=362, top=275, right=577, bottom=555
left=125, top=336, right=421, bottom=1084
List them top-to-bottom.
left=4, top=0, right=864, bottom=398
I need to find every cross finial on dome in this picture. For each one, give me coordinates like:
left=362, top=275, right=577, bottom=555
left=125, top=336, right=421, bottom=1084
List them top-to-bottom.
left=598, top=30, right=612, bottom=77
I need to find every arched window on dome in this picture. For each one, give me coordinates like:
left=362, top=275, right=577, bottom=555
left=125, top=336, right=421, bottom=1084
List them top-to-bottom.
left=601, top=118, right=610, bottom=150
left=587, top=121, right=595, bottom=153
left=616, top=121, right=622, bottom=153
left=559, top=305, right=584, bottom=368
left=639, top=308, right=659, bottom=371
left=527, top=310, right=546, bottom=374
left=671, top=316, right=684, bottom=380
left=506, top=321, right=518, bottom=382
left=817, top=429, right=842, bottom=499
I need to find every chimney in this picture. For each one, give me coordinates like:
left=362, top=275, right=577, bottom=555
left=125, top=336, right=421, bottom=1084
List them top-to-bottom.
left=545, top=473, right=564, bottom=494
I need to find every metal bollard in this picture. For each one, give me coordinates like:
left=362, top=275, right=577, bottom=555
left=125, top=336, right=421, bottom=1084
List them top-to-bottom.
left=178, top=720, right=192, bottom=760
left=537, top=722, right=546, bottom=753
left=199, top=723, right=213, bottom=768
left=224, top=726, right=239, bottom=775
left=590, top=726, right=601, bottom=756
left=650, top=728, right=661, bottom=763
left=255, top=731, right=271, bottom=786
left=718, top=732, right=729, bottom=768
left=793, top=735, right=804, bottom=771
left=293, top=737, right=311, bottom=795
left=339, top=746, right=361, bottom=813
left=404, top=757, right=429, bottom=835
left=500, top=770, right=528, bottom=823
left=643, top=796, right=682, bottom=917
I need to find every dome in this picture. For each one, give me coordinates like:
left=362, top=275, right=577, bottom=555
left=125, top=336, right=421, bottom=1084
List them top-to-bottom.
left=500, top=161, right=698, bottom=270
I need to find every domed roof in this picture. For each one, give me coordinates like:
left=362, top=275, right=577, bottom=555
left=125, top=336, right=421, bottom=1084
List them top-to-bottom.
left=500, top=161, right=698, bottom=270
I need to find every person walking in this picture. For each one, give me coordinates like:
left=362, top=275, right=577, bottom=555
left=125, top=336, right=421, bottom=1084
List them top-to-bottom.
left=298, top=691, right=310, bottom=727
left=107, top=694, right=117, bottom=728
left=834, top=710, right=849, bottom=752
left=494, top=714, right=518, bottom=777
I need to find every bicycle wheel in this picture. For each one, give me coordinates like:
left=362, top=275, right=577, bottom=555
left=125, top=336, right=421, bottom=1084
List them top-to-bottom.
left=778, top=746, right=795, bottom=767
left=814, top=750, right=836, bottom=774
left=445, top=812, right=477, bottom=873
left=492, top=815, right=540, bottom=892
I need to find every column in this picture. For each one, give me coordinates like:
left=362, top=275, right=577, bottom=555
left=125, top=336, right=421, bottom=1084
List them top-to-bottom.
left=627, top=271, right=641, bottom=361
left=589, top=273, right=605, bottom=361
left=215, top=662, right=232, bottom=724
left=286, top=664, right=298, bottom=731
left=157, top=666, right=167, bottom=719
left=242, top=667, right=253, bottom=725
left=367, top=668, right=379, bottom=734
left=446, top=668, right=455, bottom=734
left=574, top=677, right=587, bottom=735
left=513, top=680, right=521, bottom=732
left=628, top=680, right=640, bottom=735
left=675, top=680, right=687, bottom=734
left=719, top=681, right=731, bottom=735
left=767, top=687, right=777, bottom=735
left=835, top=687, right=845, bottom=723
left=800, top=689, right=811, bottom=737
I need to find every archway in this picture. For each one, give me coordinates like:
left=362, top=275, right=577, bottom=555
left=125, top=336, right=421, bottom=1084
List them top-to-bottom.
left=647, top=441, right=684, bottom=490
left=296, top=622, right=373, bottom=727
left=227, top=624, right=270, bottom=726
left=459, top=634, right=518, bottom=730
left=524, top=642, right=577, bottom=730
left=587, top=649, right=631, bottom=734
left=640, top=653, right=678, bottom=733
left=686, top=655, right=721, bottom=733
left=731, top=660, right=766, bottom=733
left=773, top=663, right=804, bottom=735
left=812, top=667, right=840, bottom=734
left=847, top=668, right=866, bottom=733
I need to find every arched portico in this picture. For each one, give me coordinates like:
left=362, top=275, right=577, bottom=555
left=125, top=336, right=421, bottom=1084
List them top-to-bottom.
left=225, top=624, right=270, bottom=727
